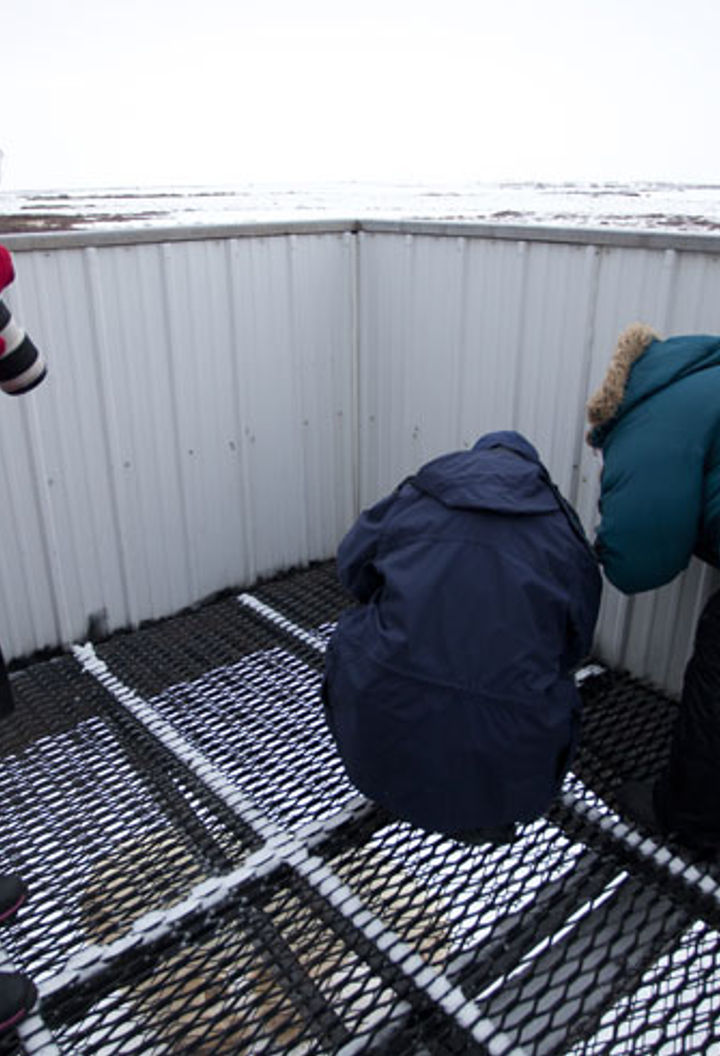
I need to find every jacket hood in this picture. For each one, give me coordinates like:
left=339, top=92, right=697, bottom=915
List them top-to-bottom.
left=587, top=325, right=720, bottom=448
left=471, top=429, right=540, bottom=460
left=412, top=430, right=559, bottom=514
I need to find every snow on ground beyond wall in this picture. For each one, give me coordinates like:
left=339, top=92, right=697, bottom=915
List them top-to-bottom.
left=2, top=180, right=720, bottom=233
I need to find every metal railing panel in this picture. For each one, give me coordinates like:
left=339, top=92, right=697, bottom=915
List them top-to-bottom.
left=2, top=220, right=720, bottom=695
left=0, top=232, right=355, bottom=656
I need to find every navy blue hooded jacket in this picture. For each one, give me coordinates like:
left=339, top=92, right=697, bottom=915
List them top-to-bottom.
left=324, top=431, right=601, bottom=834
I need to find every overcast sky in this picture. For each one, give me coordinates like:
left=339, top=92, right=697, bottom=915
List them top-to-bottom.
left=3, top=0, right=719, bottom=191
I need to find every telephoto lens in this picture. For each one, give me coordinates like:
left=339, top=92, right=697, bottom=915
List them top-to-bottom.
left=0, top=299, right=47, bottom=395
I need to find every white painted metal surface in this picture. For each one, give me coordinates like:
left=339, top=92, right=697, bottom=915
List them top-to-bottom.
left=3, top=221, right=720, bottom=697
left=0, top=230, right=356, bottom=658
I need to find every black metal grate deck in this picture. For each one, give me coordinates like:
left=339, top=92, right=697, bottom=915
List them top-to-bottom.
left=0, top=562, right=717, bottom=1055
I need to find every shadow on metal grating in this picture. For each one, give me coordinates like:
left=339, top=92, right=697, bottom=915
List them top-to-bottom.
left=0, top=561, right=717, bottom=1055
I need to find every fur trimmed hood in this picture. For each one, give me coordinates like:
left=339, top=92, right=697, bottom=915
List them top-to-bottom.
left=586, top=324, right=660, bottom=447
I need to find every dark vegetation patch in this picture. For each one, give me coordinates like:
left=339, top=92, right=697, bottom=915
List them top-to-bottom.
left=0, top=211, right=164, bottom=232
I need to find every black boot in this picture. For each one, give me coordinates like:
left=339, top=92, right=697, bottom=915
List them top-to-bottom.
left=0, top=646, right=14, bottom=719
left=615, top=779, right=665, bottom=835
left=0, top=875, right=27, bottom=925
left=0, top=972, right=37, bottom=1034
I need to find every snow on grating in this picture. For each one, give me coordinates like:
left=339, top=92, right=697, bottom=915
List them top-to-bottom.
left=0, top=562, right=716, bottom=1055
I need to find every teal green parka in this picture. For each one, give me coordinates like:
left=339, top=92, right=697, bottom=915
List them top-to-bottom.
left=587, top=324, right=720, bottom=594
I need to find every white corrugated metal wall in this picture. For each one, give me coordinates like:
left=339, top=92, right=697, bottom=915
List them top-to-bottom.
left=3, top=221, right=720, bottom=696
left=1, top=228, right=357, bottom=659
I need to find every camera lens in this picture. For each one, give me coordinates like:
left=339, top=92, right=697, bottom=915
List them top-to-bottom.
left=0, top=299, right=47, bottom=395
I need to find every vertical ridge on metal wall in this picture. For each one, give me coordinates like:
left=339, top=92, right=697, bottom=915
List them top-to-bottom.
left=225, top=237, right=259, bottom=586
left=159, top=240, right=201, bottom=607
left=84, top=247, right=136, bottom=628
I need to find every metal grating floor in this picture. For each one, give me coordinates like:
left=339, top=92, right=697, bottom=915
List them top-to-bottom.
left=0, top=561, right=718, bottom=1056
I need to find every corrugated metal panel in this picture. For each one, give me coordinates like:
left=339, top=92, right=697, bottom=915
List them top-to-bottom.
left=3, top=221, right=720, bottom=698
left=357, top=229, right=720, bottom=696
left=1, top=232, right=356, bottom=658
left=358, top=233, right=602, bottom=502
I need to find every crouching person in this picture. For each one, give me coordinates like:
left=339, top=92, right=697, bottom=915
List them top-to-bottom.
left=323, top=430, right=601, bottom=843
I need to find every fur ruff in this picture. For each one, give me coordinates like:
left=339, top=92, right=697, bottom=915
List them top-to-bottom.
left=586, top=323, right=660, bottom=445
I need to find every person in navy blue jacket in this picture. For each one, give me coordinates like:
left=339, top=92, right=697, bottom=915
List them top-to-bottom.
left=323, top=431, right=602, bottom=841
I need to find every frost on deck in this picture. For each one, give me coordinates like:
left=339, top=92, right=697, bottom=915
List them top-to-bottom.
left=0, top=562, right=717, bottom=1056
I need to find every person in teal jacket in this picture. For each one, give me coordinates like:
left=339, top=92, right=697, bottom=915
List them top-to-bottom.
left=587, top=323, right=720, bottom=854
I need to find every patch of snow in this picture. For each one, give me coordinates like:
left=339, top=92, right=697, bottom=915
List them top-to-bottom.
left=2, top=180, right=720, bottom=233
